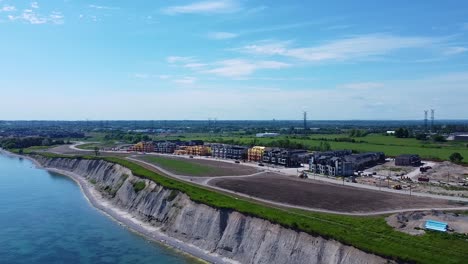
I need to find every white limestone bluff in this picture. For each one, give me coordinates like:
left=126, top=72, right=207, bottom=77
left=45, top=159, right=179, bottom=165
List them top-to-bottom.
left=34, top=156, right=390, bottom=264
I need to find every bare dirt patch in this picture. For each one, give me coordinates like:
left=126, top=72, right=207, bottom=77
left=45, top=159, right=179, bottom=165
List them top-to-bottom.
left=425, top=161, right=468, bottom=183
left=210, top=174, right=457, bottom=213
left=386, top=210, right=468, bottom=235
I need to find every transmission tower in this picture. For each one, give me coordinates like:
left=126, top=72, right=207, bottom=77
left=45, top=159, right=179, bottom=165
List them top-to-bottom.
left=430, top=109, right=435, bottom=132
left=424, top=110, right=428, bottom=132
left=303, top=111, right=307, bottom=131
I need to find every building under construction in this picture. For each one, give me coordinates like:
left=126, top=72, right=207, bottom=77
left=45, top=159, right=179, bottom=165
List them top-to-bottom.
left=130, top=141, right=155, bottom=152
left=211, top=144, right=249, bottom=160
left=186, top=145, right=211, bottom=156
left=248, top=146, right=266, bottom=162
left=262, top=148, right=308, bottom=167
left=309, top=150, right=385, bottom=176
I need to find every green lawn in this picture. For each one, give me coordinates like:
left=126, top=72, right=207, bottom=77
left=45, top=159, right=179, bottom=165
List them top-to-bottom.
left=153, top=133, right=468, bottom=162
left=9, top=145, right=61, bottom=154
left=31, top=152, right=468, bottom=263
left=141, top=156, right=215, bottom=176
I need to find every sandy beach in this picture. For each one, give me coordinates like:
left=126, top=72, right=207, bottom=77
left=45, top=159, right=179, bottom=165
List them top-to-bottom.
left=0, top=150, right=234, bottom=264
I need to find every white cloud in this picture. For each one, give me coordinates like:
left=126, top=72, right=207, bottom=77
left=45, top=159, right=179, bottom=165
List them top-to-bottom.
left=163, top=0, right=240, bottom=15
left=31, top=2, right=39, bottom=9
left=1, top=5, right=16, bottom=12
left=88, top=5, right=119, bottom=10
left=245, top=5, right=267, bottom=14
left=8, top=9, right=64, bottom=24
left=324, top=24, right=352, bottom=30
left=207, top=31, right=238, bottom=40
left=239, top=34, right=439, bottom=62
left=443, top=46, right=468, bottom=55
left=167, top=56, right=194, bottom=64
left=205, top=59, right=290, bottom=77
left=184, top=63, right=207, bottom=69
left=133, top=73, right=149, bottom=79
left=158, top=75, right=171, bottom=80
left=173, top=77, right=197, bottom=84
left=339, top=82, right=385, bottom=90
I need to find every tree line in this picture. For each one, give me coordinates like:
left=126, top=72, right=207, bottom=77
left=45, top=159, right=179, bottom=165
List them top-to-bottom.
left=0, top=137, right=68, bottom=150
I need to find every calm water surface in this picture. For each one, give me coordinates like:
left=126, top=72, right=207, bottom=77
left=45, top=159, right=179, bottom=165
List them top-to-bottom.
left=0, top=154, right=194, bottom=264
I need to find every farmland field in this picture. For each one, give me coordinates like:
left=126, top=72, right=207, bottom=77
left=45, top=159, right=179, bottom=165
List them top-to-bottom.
left=151, top=133, right=468, bottom=162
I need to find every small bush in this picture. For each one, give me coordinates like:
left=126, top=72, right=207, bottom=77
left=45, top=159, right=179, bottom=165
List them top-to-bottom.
left=90, top=179, right=97, bottom=184
left=133, top=181, right=146, bottom=192
left=167, top=190, right=178, bottom=201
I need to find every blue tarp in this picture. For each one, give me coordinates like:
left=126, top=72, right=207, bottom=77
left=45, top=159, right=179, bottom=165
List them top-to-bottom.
left=425, top=220, right=448, bottom=232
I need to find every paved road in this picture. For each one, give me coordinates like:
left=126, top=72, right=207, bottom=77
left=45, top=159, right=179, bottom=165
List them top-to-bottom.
left=55, top=143, right=468, bottom=215
left=126, top=157, right=468, bottom=216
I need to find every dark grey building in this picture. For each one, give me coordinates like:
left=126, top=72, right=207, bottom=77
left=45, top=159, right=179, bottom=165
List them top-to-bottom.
left=454, top=135, right=468, bottom=141
left=154, top=141, right=177, bottom=153
left=211, top=144, right=248, bottom=160
left=262, top=148, right=308, bottom=167
left=309, top=150, right=385, bottom=176
left=395, top=154, right=421, bottom=166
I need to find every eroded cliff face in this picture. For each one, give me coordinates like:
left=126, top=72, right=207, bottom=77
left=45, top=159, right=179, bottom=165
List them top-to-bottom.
left=35, top=157, right=389, bottom=264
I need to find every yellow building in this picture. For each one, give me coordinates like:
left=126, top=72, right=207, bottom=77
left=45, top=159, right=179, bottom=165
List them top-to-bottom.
left=131, top=142, right=154, bottom=152
left=186, top=145, right=211, bottom=156
left=174, top=146, right=188, bottom=155
left=248, top=146, right=265, bottom=162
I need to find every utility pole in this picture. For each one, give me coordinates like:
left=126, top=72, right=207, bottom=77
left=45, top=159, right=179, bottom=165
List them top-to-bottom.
left=430, top=109, right=435, bottom=132
left=424, top=110, right=428, bottom=132
left=303, top=111, right=307, bottom=131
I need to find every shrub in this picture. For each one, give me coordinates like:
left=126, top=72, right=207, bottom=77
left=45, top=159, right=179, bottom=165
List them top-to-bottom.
left=449, top=152, right=464, bottom=163
left=133, top=181, right=146, bottom=192
left=167, top=190, right=178, bottom=201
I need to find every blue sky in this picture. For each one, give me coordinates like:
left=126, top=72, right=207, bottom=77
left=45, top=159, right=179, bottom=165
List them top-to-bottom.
left=0, top=0, right=467, bottom=120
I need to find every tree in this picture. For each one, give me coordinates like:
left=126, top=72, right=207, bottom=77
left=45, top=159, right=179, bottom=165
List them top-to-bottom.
left=395, top=128, right=404, bottom=138
left=415, top=133, right=427, bottom=140
left=432, top=134, right=446, bottom=142
left=41, top=138, right=51, bottom=146
left=94, top=146, right=100, bottom=157
left=449, top=152, right=464, bottom=163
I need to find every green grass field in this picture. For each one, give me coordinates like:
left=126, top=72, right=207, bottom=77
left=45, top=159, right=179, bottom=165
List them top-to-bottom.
left=153, top=133, right=468, bottom=162
left=9, top=145, right=60, bottom=154
left=31, top=152, right=468, bottom=263
left=141, top=156, right=215, bottom=176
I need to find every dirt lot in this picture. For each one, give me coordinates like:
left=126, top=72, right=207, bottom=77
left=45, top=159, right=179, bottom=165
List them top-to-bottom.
left=137, top=155, right=260, bottom=176
left=365, top=160, right=416, bottom=177
left=424, top=161, right=468, bottom=183
left=210, top=174, right=458, bottom=213
left=386, top=210, right=468, bottom=235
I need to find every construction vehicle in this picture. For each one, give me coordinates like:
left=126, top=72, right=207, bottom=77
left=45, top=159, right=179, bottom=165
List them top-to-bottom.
left=299, top=171, right=308, bottom=179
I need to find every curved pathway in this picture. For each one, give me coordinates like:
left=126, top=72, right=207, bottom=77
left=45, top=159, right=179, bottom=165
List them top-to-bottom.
left=59, top=144, right=468, bottom=216
left=126, top=157, right=468, bottom=216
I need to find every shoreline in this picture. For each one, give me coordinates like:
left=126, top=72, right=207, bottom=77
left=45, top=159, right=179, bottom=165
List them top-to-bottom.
left=0, top=150, right=233, bottom=264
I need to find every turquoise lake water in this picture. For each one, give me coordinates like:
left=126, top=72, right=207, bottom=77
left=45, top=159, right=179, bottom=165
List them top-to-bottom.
left=0, top=154, right=193, bottom=264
